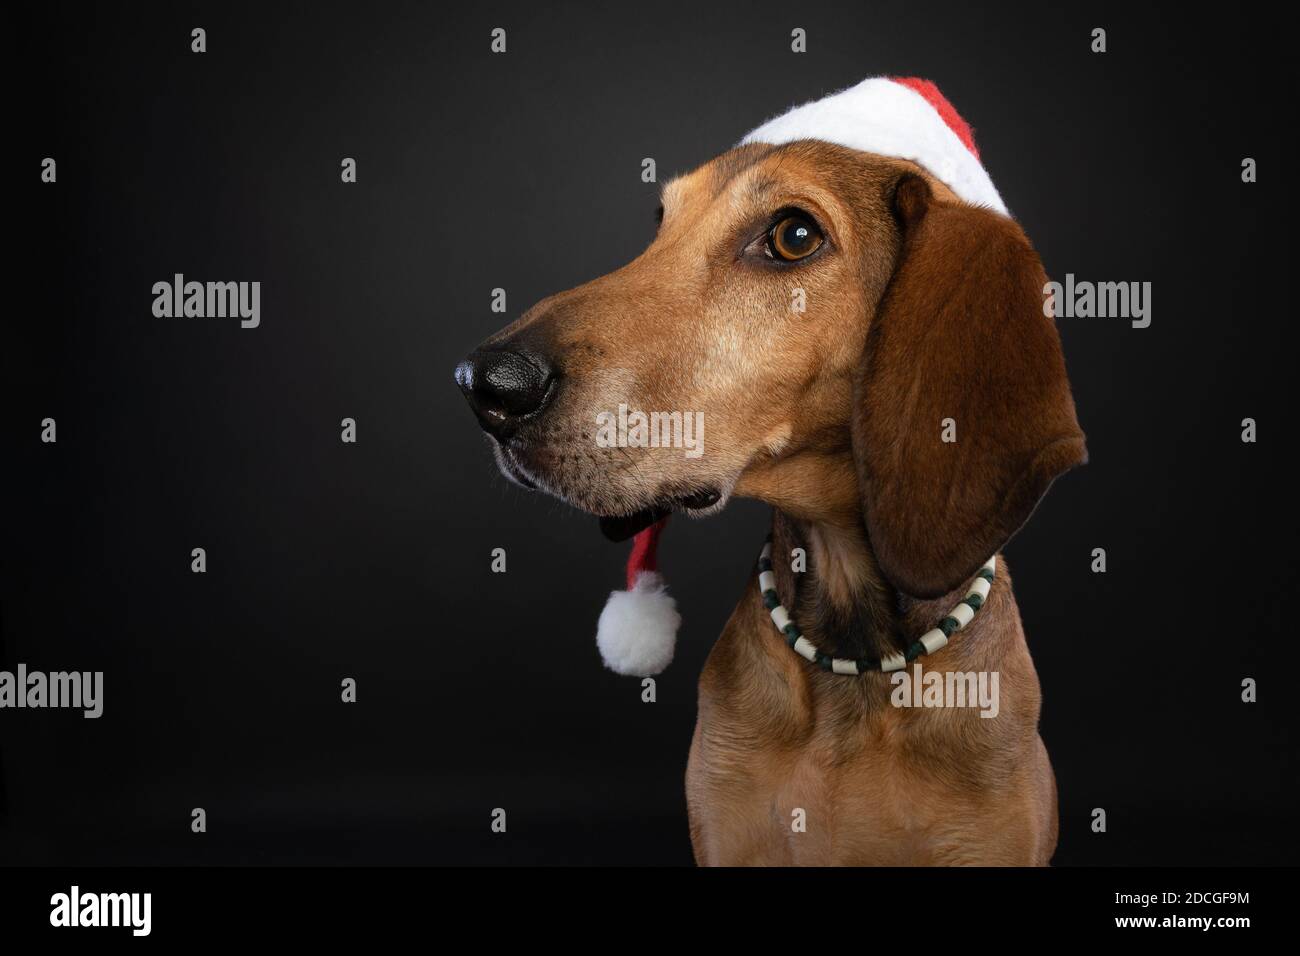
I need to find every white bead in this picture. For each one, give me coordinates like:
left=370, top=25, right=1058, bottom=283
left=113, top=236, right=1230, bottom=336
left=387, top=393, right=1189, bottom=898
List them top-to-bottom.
left=984, top=556, right=997, bottom=574
left=758, top=570, right=777, bottom=593
left=969, top=576, right=991, bottom=599
left=950, top=602, right=975, bottom=628
left=771, top=605, right=791, bottom=631
left=920, top=628, right=949, bottom=654
left=793, top=637, right=818, bottom=662
left=881, top=652, right=906, bottom=672
left=832, top=658, right=859, bottom=675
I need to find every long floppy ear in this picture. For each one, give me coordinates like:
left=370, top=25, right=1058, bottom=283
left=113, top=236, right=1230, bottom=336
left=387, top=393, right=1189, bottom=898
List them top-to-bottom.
left=852, top=174, right=1087, bottom=599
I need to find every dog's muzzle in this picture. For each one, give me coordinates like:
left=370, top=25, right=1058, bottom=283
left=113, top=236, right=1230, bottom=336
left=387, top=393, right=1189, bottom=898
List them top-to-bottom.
left=454, top=347, right=557, bottom=440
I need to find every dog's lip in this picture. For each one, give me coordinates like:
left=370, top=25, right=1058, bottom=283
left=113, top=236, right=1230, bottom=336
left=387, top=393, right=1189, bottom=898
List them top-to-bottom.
left=494, top=444, right=538, bottom=489
left=597, top=488, right=723, bottom=542
left=677, top=488, right=722, bottom=510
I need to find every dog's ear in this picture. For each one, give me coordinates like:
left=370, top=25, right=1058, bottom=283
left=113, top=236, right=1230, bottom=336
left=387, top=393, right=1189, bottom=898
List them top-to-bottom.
left=851, top=174, right=1087, bottom=599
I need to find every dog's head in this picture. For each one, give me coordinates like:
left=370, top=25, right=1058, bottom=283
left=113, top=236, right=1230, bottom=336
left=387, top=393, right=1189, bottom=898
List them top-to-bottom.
left=456, top=140, right=1085, bottom=598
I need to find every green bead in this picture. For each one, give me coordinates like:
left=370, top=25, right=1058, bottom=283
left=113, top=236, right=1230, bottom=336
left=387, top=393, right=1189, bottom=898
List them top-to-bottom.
left=762, top=590, right=780, bottom=610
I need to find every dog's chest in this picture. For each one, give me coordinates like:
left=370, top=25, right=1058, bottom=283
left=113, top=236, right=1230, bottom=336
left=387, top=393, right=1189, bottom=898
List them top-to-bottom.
left=689, top=698, right=1000, bottom=865
left=776, top=727, right=966, bottom=865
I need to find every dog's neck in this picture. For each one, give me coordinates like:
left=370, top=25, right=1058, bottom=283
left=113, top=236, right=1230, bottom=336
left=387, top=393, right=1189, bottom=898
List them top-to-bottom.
left=770, top=510, right=902, bottom=662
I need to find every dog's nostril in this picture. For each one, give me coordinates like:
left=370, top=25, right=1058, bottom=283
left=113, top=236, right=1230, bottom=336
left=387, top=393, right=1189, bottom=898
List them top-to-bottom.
left=455, top=347, right=557, bottom=438
left=482, top=352, right=554, bottom=416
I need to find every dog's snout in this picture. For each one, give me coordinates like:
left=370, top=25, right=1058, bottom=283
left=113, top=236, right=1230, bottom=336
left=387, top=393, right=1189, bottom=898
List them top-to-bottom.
left=455, top=347, right=557, bottom=438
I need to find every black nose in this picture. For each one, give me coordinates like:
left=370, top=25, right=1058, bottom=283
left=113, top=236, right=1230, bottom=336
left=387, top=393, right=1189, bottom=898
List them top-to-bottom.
left=455, top=347, right=558, bottom=438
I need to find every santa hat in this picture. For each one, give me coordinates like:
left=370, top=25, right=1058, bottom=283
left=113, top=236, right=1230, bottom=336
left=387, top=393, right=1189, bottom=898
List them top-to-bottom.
left=741, top=76, right=1008, bottom=216
left=593, top=77, right=1003, bottom=677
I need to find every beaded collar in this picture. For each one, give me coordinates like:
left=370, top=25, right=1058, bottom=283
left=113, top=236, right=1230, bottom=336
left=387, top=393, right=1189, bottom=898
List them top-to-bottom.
left=756, top=535, right=995, bottom=675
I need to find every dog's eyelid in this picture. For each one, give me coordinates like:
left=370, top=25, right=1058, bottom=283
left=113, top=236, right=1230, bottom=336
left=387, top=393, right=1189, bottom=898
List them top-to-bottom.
left=768, top=204, right=831, bottom=238
left=735, top=207, right=832, bottom=265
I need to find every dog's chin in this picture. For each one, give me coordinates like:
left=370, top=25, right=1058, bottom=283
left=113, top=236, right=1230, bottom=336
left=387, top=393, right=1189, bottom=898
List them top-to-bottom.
left=492, top=443, right=732, bottom=542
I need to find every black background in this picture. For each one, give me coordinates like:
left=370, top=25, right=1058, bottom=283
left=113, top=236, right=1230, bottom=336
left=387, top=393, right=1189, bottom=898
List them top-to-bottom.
left=3, top=1, right=1294, bottom=866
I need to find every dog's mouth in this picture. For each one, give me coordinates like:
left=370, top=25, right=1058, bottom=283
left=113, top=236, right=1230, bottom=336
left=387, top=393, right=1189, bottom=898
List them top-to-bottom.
left=493, top=439, right=727, bottom=539
left=597, top=489, right=722, bottom=542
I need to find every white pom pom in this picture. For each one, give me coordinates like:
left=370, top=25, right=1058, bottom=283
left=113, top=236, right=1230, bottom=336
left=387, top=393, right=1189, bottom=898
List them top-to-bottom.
left=595, top=570, right=681, bottom=676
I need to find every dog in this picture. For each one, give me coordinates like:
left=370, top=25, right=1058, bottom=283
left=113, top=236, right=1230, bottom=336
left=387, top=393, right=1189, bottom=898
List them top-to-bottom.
left=456, top=78, right=1086, bottom=865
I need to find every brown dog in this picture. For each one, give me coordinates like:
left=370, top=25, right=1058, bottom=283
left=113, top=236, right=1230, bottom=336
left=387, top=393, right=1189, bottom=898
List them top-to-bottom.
left=457, top=122, right=1086, bottom=864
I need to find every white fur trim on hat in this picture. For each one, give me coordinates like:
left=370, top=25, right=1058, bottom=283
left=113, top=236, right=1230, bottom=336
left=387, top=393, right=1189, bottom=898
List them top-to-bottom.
left=740, top=77, right=1008, bottom=215
left=596, top=570, right=680, bottom=676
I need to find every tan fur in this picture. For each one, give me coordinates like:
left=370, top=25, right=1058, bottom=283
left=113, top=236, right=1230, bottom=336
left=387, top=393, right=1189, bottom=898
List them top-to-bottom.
left=469, top=141, right=1084, bottom=866
left=688, top=546, right=1057, bottom=865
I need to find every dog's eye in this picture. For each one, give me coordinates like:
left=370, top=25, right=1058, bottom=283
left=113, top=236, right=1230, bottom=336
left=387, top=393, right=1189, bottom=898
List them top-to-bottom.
left=767, top=215, right=823, bottom=261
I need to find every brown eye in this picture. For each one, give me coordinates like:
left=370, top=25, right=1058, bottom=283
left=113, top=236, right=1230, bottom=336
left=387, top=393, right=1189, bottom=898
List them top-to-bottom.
left=768, top=215, right=823, bottom=261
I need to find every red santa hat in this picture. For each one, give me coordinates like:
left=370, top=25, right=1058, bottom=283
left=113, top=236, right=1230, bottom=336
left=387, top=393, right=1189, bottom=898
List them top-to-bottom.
left=742, top=76, right=1008, bottom=215
left=594, top=77, right=1002, bottom=677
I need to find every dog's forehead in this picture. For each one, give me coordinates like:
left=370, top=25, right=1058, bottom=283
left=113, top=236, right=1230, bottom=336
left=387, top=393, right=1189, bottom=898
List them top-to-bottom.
left=662, top=141, right=886, bottom=218
left=661, top=143, right=789, bottom=209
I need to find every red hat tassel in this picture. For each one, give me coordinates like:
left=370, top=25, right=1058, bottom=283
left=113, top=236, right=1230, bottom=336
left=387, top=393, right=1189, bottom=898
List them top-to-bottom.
left=595, top=516, right=681, bottom=676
